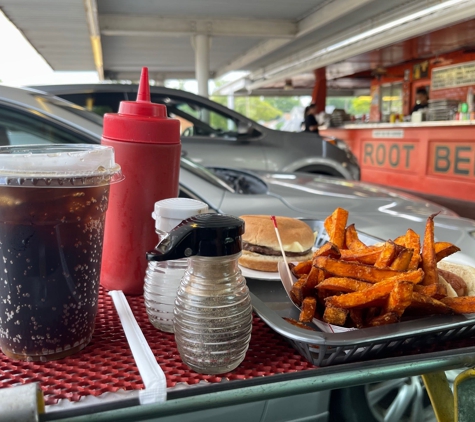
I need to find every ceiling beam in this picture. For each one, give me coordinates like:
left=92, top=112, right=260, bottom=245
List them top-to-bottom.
left=83, top=0, right=104, bottom=80
left=214, top=0, right=376, bottom=78
left=246, top=0, right=475, bottom=91
left=297, top=0, right=375, bottom=37
left=100, top=14, right=297, bottom=38
left=216, top=39, right=290, bottom=78
left=104, top=70, right=200, bottom=81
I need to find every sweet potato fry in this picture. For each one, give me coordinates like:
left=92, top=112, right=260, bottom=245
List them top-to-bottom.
left=288, top=207, right=467, bottom=329
left=324, top=207, right=348, bottom=249
left=323, top=213, right=333, bottom=239
left=421, top=213, right=439, bottom=285
left=345, top=224, right=367, bottom=251
left=393, top=229, right=421, bottom=270
left=398, top=229, right=421, bottom=270
left=393, top=235, right=406, bottom=247
left=374, top=241, right=400, bottom=268
left=313, top=242, right=341, bottom=259
left=434, top=242, right=461, bottom=262
left=339, top=245, right=385, bottom=265
left=390, top=248, right=414, bottom=271
left=314, top=256, right=402, bottom=283
left=290, top=260, right=313, bottom=277
left=306, top=265, right=325, bottom=288
left=290, top=276, right=308, bottom=306
left=316, top=277, right=372, bottom=293
left=325, top=279, right=397, bottom=309
left=384, top=281, right=413, bottom=316
left=413, top=283, right=447, bottom=299
left=316, top=289, right=335, bottom=308
left=409, top=292, right=452, bottom=314
left=441, top=296, right=475, bottom=314
left=299, top=297, right=317, bottom=322
left=323, top=306, right=348, bottom=326
left=364, top=307, right=380, bottom=325
left=349, top=309, right=365, bottom=328
left=367, top=312, right=400, bottom=327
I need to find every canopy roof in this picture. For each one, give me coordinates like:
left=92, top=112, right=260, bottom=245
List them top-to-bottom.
left=2, top=0, right=475, bottom=95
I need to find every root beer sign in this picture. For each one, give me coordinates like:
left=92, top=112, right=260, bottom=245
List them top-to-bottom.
left=362, top=138, right=419, bottom=172
left=429, top=142, right=475, bottom=179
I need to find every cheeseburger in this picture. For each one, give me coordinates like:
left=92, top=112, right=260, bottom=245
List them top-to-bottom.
left=239, top=215, right=314, bottom=272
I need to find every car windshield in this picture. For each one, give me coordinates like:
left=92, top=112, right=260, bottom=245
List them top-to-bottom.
left=33, top=93, right=105, bottom=126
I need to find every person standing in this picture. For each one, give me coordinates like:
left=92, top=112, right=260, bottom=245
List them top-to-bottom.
left=412, top=88, right=429, bottom=113
left=304, top=103, right=319, bottom=133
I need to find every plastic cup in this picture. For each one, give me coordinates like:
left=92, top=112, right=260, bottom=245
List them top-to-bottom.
left=0, top=145, right=123, bottom=361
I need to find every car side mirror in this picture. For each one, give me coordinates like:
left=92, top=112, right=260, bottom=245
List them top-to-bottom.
left=237, top=121, right=252, bottom=136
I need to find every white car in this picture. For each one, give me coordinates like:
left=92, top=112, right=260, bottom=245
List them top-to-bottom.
left=1, top=83, right=474, bottom=422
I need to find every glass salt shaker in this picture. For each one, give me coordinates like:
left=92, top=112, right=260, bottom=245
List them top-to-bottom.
left=144, top=198, right=208, bottom=332
left=146, top=213, right=252, bottom=374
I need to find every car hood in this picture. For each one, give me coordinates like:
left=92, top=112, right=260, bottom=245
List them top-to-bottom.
left=224, top=171, right=475, bottom=266
left=259, top=171, right=456, bottom=217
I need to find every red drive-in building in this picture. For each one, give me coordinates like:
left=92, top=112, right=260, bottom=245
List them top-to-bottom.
left=320, top=19, right=475, bottom=203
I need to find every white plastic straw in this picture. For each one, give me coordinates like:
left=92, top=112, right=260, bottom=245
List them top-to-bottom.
left=270, top=216, right=294, bottom=283
left=109, top=290, right=167, bottom=405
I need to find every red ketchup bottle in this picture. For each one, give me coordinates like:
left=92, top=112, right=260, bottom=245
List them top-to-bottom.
left=101, top=67, right=181, bottom=294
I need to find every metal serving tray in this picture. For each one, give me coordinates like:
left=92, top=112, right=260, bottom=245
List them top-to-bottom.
left=247, top=219, right=475, bottom=367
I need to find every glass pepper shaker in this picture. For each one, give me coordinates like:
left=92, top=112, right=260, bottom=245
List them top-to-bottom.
left=147, top=214, right=252, bottom=374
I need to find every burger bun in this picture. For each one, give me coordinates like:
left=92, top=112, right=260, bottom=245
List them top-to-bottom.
left=239, top=215, right=315, bottom=272
left=239, top=249, right=314, bottom=273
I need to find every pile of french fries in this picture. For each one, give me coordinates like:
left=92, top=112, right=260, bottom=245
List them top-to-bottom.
left=288, top=207, right=475, bottom=329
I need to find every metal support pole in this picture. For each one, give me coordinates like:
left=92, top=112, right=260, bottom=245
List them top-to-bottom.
left=194, top=34, right=210, bottom=98
left=311, top=67, right=326, bottom=114
left=227, top=95, right=235, bottom=130
left=227, top=95, right=234, bottom=110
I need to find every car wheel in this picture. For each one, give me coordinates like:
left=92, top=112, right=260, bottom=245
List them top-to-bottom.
left=329, top=377, right=436, bottom=422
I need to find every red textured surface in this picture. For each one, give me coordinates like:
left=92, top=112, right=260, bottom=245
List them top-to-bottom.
left=0, top=287, right=315, bottom=405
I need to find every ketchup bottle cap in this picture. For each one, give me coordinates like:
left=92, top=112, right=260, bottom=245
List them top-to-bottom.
left=102, top=67, right=180, bottom=144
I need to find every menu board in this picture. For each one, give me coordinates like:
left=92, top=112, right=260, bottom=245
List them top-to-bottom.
left=431, top=61, right=475, bottom=90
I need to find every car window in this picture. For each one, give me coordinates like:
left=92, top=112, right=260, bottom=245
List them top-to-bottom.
left=59, top=92, right=127, bottom=116
left=150, top=94, right=242, bottom=138
left=176, top=103, right=237, bottom=133
left=0, top=105, right=92, bottom=146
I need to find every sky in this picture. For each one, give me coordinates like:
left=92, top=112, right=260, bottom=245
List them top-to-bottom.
left=0, top=10, right=100, bottom=87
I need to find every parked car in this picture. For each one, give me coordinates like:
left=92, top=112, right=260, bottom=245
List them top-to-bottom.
left=30, top=83, right=360, bottom=180
left=1, top=84, right=474, bottom=422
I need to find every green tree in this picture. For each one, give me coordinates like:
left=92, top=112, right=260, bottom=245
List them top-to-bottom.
left=212, top=96, right=282, bottom=122
left=325, top=96, right=371, bottom=115
left=349, top=96, right=371, bottom=115
left=265, top=97, right=301, bottom=113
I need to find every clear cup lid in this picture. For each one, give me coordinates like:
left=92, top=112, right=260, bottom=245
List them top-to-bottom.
left=0, top=144, right=124, bottom=187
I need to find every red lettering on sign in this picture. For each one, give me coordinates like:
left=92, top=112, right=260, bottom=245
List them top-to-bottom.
left=362, top=141, right=418, bottom=172
left=428, top=142, right=475, bottom=179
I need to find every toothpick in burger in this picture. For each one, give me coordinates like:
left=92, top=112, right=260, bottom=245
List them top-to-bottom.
left=239, top=215, right=315, bottom=272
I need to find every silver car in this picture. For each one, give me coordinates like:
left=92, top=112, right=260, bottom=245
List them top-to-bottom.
left=30, top=83, right=360, bottom=180
left=1, top=84, right=474, bottom=422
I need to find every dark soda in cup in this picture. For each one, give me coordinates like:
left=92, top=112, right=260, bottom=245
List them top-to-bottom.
left=0, top=145, right=122, bottom=361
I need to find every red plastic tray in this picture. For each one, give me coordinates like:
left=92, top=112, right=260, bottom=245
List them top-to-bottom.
left=0, top=287, right=315, bottom=405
